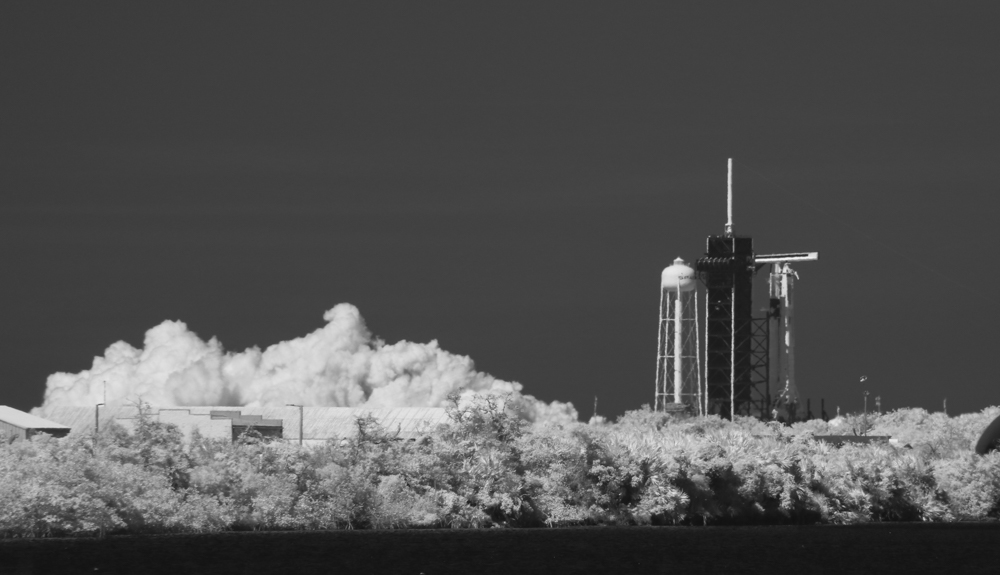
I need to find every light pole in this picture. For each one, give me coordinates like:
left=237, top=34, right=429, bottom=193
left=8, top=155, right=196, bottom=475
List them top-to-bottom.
left=857, top=375, right=869, bottom=435
left=862, top=388, right=870, bottom=437
left=94, top=402, right=104, bottom=455
left=286, top=404, right=303, bottom=446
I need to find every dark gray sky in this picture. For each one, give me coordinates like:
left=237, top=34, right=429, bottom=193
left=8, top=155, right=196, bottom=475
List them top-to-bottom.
left=2, top=2, right=998, bottom=418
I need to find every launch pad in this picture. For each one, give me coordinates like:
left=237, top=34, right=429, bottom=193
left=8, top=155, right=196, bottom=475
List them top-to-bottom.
left=656, top=160, right=818, bottom=420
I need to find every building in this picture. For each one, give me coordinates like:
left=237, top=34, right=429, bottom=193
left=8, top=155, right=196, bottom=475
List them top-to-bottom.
left=36, top=404, right=450, bottom=445
left=0, top=405, right=71, bottom=443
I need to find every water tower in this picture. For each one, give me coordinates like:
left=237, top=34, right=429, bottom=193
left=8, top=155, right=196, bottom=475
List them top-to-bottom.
left=654, top=258, right=703, bottom=414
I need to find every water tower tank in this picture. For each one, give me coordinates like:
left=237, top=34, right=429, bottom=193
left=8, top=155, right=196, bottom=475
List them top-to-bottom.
left=661, top=258, right=697, bottom=292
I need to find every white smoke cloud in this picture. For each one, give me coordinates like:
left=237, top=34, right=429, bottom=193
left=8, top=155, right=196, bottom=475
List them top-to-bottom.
left=38, top=304, right=578, bottom=425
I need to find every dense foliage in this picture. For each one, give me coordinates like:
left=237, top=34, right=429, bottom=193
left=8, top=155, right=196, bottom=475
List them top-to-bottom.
left=2, top=399, right=998, bottom=537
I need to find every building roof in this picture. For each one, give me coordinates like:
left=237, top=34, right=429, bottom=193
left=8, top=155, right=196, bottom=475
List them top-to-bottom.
left=0, top=405, right=72, bottom=431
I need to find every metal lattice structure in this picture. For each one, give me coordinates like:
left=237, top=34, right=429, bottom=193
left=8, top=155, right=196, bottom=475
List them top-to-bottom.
left=696, top=235, right=759, bottom=419
left=748, top=317, right=770, bottom=417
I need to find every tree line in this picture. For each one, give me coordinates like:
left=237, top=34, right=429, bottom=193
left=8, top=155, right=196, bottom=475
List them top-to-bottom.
left=1, top=396, right=998, bottom=537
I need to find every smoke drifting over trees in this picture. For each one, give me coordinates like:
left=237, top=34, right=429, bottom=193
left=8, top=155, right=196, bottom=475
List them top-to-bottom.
left=38, top=304, right=578, bottom=425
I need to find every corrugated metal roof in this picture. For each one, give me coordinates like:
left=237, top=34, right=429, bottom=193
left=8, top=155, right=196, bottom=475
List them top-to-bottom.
left=37, top=404, right=450, bottom=441
left=0, top=406, right=71, bottom=430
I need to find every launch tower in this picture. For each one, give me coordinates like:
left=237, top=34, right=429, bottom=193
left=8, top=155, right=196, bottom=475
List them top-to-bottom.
left=687, top=159, right=818, bottom=420
left=696, top=235, right=760, bottom=418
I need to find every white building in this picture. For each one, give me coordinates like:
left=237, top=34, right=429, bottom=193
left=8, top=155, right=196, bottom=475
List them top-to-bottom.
left=37, top=404, right=450, bottom=445
left=0, top=405, right=71, bottom=443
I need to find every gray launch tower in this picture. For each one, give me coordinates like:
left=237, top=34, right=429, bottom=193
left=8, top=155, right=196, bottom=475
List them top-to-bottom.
left=689, top=160, right=818, bottom=420
left=696, top=235, right=760, bottom=419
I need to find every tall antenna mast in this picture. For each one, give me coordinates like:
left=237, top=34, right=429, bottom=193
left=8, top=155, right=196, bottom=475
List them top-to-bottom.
left=725, top=158, right=733, bottom=237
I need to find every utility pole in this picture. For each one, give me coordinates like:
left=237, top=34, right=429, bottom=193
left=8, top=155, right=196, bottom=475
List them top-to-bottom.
left=862, top=388, right=870, bottom=437
left=94, top=402, right=104, bottom=455
left=286, top=404, right=303, bottom=446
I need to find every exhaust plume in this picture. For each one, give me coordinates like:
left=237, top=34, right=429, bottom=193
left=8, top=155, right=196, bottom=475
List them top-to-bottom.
left=38, top=304, right=578, bottom=425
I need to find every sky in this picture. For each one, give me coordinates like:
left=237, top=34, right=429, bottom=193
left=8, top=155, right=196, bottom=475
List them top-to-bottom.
left=2, top=2, right=999, bottom=419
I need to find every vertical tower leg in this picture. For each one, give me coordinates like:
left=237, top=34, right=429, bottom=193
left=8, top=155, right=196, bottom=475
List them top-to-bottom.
left=655, top=288, right=667, bottom=411
left=674, top=288, right=683, bottom=403
left=694, top=290, right=702, bottom=416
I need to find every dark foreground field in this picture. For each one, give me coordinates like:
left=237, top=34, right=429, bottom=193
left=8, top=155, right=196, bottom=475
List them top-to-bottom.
left=2, top=524, right=1000, bottom=575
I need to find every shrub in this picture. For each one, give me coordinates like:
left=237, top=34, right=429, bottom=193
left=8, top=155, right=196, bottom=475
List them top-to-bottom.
left=2, top=402, right=999, bottom=535
left=934, top=451, right=1000, bottom=520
